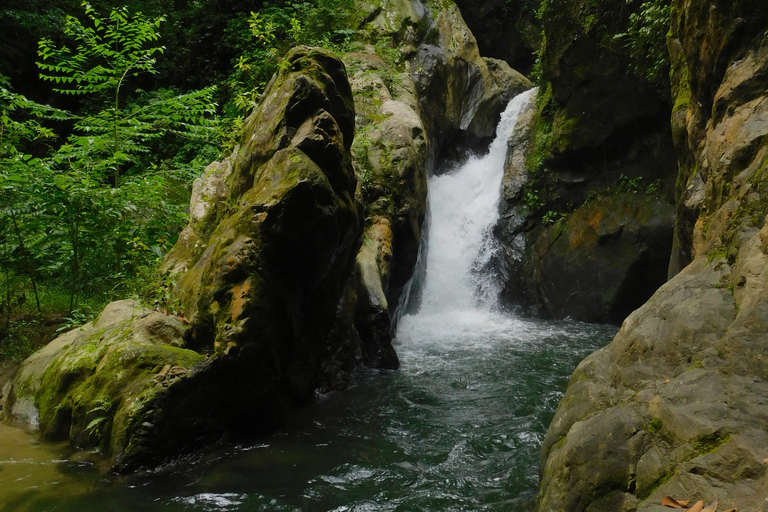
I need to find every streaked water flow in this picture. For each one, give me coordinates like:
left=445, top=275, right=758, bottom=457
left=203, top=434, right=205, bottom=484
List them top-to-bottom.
left=417, top=88, right=535, bottom=315
left=1, top=90, right=616, bottom=511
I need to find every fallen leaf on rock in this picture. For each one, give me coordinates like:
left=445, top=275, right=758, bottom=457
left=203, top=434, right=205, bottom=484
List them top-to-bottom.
left=663, top=496, right=690, bottom=508
left=702, top=499, right=719, bottom=512
left=689, top=501, right=705, bottom=512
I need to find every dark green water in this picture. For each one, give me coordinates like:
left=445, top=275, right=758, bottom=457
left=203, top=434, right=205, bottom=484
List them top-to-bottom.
left=2, top=314, right=615, bottom=512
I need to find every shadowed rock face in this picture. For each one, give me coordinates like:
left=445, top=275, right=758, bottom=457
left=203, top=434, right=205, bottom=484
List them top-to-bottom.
left=453, top=0, right=542, bottom=75
left=496, top=0, right=678, bottom=324
left=537, top=1, right=768, bottom=510
left=158, top=45, right=364, bottom=430
left=5, top=47, right=367, bottom=471
left=165, top=47, right=360, bottom=364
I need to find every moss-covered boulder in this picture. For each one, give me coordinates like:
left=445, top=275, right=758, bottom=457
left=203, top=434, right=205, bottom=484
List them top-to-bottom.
left=537, top=0, right=768, bottom=509
left=162, top=46, right=362, bottom=404
left=4, top=300, right=204, bottom=468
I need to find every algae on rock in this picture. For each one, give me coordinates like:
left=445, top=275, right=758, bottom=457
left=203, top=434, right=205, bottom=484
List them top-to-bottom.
left=5, top=300, right=204, bottom=469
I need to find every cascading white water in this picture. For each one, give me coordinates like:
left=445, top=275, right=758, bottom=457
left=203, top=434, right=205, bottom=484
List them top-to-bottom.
left=398, top=88, right=537, bottom=339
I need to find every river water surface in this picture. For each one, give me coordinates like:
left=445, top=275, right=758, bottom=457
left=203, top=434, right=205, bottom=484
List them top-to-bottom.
left=1, top=90, right=617, bottom=511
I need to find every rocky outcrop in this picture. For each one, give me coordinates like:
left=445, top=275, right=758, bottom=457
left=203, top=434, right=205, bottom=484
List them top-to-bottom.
left=330, top=0, right=532, bottom=369
left=354, top=0, right=531, bottom=165
left=497, top=0, right=678, bottom=323
left=537, top=1, right=768, bottom=510
left=163, top=46, right=362, bottom=400
left=5, top=47, right=365, bottom=470
left=503, top=191, right=676, bottom=323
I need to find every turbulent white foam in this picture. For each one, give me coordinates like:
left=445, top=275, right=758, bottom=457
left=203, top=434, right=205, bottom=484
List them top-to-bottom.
left=398, top=89, right=537, bottom=342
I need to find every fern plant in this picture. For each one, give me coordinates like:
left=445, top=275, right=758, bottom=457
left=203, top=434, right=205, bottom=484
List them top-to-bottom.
left=37, top=1, right=218, bottom=187
left=84, top=397, right=113, bottom=443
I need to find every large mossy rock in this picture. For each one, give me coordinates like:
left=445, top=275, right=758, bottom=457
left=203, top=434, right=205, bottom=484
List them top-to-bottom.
left=497, top=0, right=678, bottom=323
left=537, top=1, right=768, bottom=510
left=163, top=46, right=362, bottom=402
left=5, top=47, right=368, bottom=471
left=5, top=301, right=204, bottom=468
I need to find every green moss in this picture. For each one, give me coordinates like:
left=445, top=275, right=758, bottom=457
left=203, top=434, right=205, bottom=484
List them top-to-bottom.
left=672, top=68, right=691, bottom=115
left=706, top=244, right=727, bottom=264
left=32, top=311, right=204, bottom=456
left=646, top=418, right=662, bottom=433
left=692, top=431, right=730, bottom=456
left=645, top=469, right=675, bottom=498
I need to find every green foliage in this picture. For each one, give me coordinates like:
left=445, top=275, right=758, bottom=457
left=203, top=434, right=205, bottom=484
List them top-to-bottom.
left=225, top=0, right=354, bottom=116
left=613, top=0, right=671, bottom=87
left=38, top=1, right=218, bottom=187
left=1, top=3, right=221, bottom=338
left=37, top=3, right=165, bottom=99
left=351, top=123, right=376, bottom=197
left=616, top=173, right=644, bottom=193
left=524, top=189, right=545, bottom=210
left=542, top=210, right=565, bottom=225
left=56, top=308, right=96, bottom=333
left=85, top=397, right=114, bottom=442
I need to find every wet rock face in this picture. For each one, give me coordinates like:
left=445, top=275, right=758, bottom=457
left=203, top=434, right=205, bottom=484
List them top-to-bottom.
left=496, top=0, right=678, bottom=323
left=538, top=0, right=768, bottom=510
left=408, top=2, right=531, bottom=164
left=164, top=46, right=363, bottom=402
left=497, top=96, right=676, bottom=324
left=506, top=194, right=675, bottom=323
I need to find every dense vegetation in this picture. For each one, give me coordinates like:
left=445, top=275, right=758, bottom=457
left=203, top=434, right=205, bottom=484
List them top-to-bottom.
left=0, top=0, right=354, bottom=363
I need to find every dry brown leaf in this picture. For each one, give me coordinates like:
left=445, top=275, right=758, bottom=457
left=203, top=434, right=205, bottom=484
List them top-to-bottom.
left=662, top=496, right=686, bottom=509
left=701, top=499, right=719, bottom=512
left=689, top=501, right=705, bottom=512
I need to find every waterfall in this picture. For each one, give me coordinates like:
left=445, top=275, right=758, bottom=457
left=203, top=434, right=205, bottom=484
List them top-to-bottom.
left=398, top=89, right=536, bottom=338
